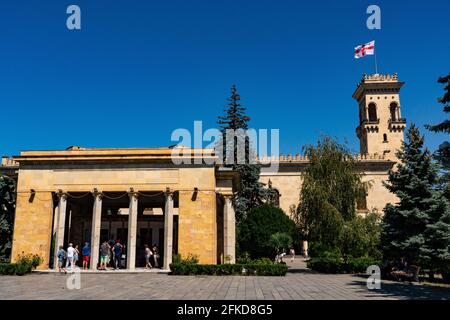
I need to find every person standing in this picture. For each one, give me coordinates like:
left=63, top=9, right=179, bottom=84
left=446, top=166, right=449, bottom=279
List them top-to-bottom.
left=100, top=240, right=110, bottom=270
left=113, top=240, right=123, bottom=269
left=82, top=242, right=90, bottom=270
left=66, top=243, right=75, bottom=271
left=73, top=244, right=80, bottom=268
left=144, top=244, right=153, bottom=269
left=152, top=244, right=159, bottom=268
left=56, top=245, right=66, bottom=274
left=290, top=247, right=295, bottom=262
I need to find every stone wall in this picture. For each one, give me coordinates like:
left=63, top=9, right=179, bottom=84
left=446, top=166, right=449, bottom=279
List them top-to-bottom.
left=178, top=190, right=217, bottom=264
left=11, top=192, right=53, bottom=269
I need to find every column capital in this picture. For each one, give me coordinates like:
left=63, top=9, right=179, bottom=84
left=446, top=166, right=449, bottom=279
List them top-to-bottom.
left=165, top=187, right=174, bottom=200
left=91, top=188, right=103, bottom=199
left=128, top=188, right=139, bottom=199
left=56, top=189, right=67, bottom=200
left=220, top=193, right=233, bottom=201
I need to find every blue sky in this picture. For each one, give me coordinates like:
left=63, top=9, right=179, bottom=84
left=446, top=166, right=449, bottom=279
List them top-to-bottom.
left=0, top=0, right=449, bottom=156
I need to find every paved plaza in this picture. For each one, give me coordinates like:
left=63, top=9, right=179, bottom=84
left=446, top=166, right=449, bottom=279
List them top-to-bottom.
left=1, top=258, right=449, bottom=300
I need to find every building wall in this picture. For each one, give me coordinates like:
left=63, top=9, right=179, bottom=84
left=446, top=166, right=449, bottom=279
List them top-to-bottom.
left=11, top=163, right=218, bottom=268
left=260, top=163, right=398, bottom=217
left=260, top=172, right=302, bottom=217
left=178, top=190, right=217, bottom=264
left=11, top=191, right=53, bottom=269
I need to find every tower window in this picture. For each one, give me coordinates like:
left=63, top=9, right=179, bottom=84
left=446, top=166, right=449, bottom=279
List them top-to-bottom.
left=390, top=102, right=398, bottom=121
left=368, top=103, right=377, bottom=122
left=383, top=134, right=388, bottom=142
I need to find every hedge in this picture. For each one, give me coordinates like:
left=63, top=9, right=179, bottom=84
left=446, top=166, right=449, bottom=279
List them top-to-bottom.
left=307, top=256, right=380, bottom=274
left=0, top=262, right=32, bottom=276
left=170, top=262, right=288, bottom=276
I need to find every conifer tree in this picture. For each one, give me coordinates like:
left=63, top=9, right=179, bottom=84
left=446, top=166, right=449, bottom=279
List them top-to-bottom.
left=426, top=73, right=450, bottom=198
left=217, top=85, right=274, bottom=223
left=381, top=124, right=450, bottom=275
left=0, top=175, right=16, bottom=261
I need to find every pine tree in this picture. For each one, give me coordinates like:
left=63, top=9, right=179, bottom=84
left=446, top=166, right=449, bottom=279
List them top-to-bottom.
left=425, top=73, right=450, bottom=134
left=426, top=73, right=450, bottom=198
left=217, top=85, right=274, bottom=223
left=381, top=124, right=450, bottom=275
left=0, top=175, right=16, bottom=261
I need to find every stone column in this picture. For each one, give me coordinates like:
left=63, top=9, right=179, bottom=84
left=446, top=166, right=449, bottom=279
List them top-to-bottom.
left=163, top=189, right=174, bottom=270
left=90, top=190, right=102, bottom=270
left=126, top=190, right=138, bottom=270
left=53, top=191, right=67, bottom=269
left=223, top=195, right=236, bottom=264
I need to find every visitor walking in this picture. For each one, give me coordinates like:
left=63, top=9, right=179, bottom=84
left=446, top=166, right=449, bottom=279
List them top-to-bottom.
left=100, top=240, right=110, bottom=270
left=113, top=240, right=123, bottom=269
left=82, top=242, right=90, bottom=270
left=66, top=243, right=75, bottom=271
left=73, top=244, right=80, bottom=268
left=144, top=244, right=153, bottom=269
left=152, top=244, right=159, bottom=268
left=56, top=245, right=66, bottom=274
left=290, top=247, right=295, bottom=262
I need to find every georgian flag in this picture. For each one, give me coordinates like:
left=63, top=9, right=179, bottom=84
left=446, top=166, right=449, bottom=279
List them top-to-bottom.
left=354, top=40, right=375, bottom=59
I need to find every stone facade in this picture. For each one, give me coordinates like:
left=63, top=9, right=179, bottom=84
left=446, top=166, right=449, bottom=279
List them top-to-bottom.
left=3, top=73, right=407, bottom=269
left=260, top=73, right=405, bottom=216
left=8, top=148, right=238, bottom=269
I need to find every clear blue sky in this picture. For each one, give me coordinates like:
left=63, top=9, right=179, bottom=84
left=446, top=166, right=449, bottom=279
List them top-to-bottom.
left=1, top=0, right=449, bottom=156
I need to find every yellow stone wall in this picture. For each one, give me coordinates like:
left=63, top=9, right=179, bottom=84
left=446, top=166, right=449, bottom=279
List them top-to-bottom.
left=12, top=162, right=218, bottom=268
left=260, top=166, right=398, bottom=217
left=259, top=173, right=302, bottom=217
left=178, top=190, right=217, bottom=264
left=11, top=191, right=53, bottom=269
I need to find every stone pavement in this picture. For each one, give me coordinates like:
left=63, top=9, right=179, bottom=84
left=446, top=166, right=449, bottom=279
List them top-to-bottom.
left=0, top=257, right=449, bottom=300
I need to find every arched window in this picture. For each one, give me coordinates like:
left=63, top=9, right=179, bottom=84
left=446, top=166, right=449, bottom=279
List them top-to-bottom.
left=390, top=102, right=398, bottom=121
left=368, top=103, right=377, bottom=122
left=383, top=134, right=388, bottom=142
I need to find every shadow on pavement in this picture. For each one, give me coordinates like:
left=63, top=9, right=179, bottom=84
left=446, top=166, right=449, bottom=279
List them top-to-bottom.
left=347, top=274, right=450, bottom=300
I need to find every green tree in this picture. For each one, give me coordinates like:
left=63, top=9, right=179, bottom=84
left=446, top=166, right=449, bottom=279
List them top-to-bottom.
left=425, top=73, right=450, bottom=134
left=426, top=73, right=450, bottom=198
left=217, top=85, right=275, bottom=223
left=381, top=124, right=450, bottom=273
left=295, top=137, right=368, bottom=251
left=0, top=175, right=16, bottom=261
left=239, top=204, right=296, bottom=258
left=339, top=211, right=381, bottom=259
left=268, top=232, right=293, bottom=255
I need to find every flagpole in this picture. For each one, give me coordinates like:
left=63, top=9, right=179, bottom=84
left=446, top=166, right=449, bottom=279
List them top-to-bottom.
left=374, top=46, right=378, bottom=74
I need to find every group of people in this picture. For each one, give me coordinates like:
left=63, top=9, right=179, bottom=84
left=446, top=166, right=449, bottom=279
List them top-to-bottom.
left=99, top=239, right=125, bottom=270
left=56, top=240, right=161, bottom=272
left=56, top=243, right=81, bottom=273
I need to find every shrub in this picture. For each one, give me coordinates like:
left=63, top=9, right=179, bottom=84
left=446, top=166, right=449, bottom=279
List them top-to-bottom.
left=239, top=204, right=296, bottom=258
left=307, top=251, right=380, bottom=274
left=307, top=251, right=344, bottom=273
left=236, top=252, right=252, bottom=264
left=16, top=253, right=42, bottom=270
left=346, top=256, right=381, bottom=274
left=0, top=262, right=32, bottom=276
left=170, top=262, right=288, bottom=276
